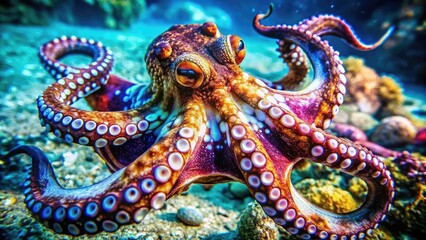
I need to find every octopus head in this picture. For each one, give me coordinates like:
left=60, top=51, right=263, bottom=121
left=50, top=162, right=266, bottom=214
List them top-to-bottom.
left=145, top=22, right=246, bottom=95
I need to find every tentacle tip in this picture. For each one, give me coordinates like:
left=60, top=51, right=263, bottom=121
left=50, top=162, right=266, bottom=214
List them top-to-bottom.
left=256, top=3, right=274, bottom=20
left=267, top=3, right=274, bottom=16
left=369, top=25, right=395, bottom=50
left=381, top=25, right=395, bottom=42
left=386, top=25, right=396, bottom=38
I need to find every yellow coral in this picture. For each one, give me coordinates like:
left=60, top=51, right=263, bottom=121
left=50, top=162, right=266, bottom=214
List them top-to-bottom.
left=343, top=56, right=365, bottom=73
left=378, top=76, right=404, bottom=105
left=348, top=177, right=367, bottom=201
left=295, top=179, right=360, bottom=213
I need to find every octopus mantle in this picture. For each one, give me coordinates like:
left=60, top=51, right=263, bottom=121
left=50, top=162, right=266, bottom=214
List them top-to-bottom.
left=6, top=5, right=395, bottom=239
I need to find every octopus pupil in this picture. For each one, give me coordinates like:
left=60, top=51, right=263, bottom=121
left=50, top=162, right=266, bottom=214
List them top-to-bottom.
left=237, top=40, right=244, bottom=52
left=177, top=68, right=198, bottom=80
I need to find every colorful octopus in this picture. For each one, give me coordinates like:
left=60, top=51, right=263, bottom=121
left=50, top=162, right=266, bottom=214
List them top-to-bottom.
left=6, top=5, right=396, bottom=239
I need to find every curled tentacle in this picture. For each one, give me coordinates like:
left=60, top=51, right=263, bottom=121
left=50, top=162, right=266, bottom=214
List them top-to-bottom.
left=253, top=5, right=392, bottom=130
left=253, top=7, right=348, bottom=129
left=38, top=36, right=170, bottom=150
left=40, top=36, right=153, bottom=112
left=230, top=74, right=394, bottom=238
left=6, top=99, right=204, bottom=235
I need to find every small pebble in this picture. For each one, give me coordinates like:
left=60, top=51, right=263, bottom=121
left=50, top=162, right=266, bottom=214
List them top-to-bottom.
left=63, top=151, right=78, bottom=167
left=4, top=196, right=17, bottom=206
left=176, top=207, right=204, bottom=226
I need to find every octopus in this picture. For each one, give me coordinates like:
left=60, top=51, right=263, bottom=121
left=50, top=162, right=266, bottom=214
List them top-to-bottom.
left=5, top=5, right=396, bottom=239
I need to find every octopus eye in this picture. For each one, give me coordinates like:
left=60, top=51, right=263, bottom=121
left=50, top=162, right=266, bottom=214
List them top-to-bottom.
left=201, top=22, right=218, bottom=37
left=229, top=35, right=246, bottom=64
left=154, top=41, right=172, bottom=60
left=175, top=61, right=204, bottom=88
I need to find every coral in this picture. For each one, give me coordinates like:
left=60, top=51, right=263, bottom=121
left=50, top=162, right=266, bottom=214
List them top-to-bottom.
left=0, top=0, right=146, bottom=29
left=0, top=0, right=58, bottom=25
left=93, top=0, right=146, bottom=29
left=343, top=56, right=381, bottom=114
left=343, top=56, right=365, bottom=73
left=342, top=57, right=422, bottom=128
left=375, top=75, right=412, bottom=120
left=378, top=76, right=404, bottom=106
left=383, top=155, right=426, bottom=238
left=347, top=177, right=368, bottom=202
left=294, top=179, right=361, bottom=213
left=237, top=201, right=280, bottom=240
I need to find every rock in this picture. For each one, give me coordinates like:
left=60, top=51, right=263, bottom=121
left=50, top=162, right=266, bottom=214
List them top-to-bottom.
left=333, top=107, right=350, bottom=123
left=348, top=112, right=379, bottom=131
left=370, top=116, right=417, bottom=147
left=229, top=182, right=251, bottom=199
left=237, top=201, right=280, bottom=240
left=176, top=207, right=204, bottom=226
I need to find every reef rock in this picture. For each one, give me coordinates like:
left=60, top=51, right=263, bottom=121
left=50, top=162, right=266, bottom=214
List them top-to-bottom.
left=0, top=0, right=146, bottom=29
left=348, top=112, right=379, bottom=131
left=370, top=116, right=417, bottom=147
left=383, top=155, right=426, bottom=238
left=237, top=201, right=280, bottom=240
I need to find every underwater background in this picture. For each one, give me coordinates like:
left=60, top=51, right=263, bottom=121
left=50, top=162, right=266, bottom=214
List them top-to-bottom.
left=0, top=0, right=425, bottom=239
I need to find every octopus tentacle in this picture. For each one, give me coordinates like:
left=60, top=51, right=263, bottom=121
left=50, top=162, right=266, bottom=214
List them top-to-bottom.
left=252, top=6, right=392, bottom=130
left=253, top=8, right=347, bottom=129
left=299, top=15, right=395, bottom=51
left=39, top=36, right=107, bottom=81
left=40, top=36, right=155, bottom=112
left=38, top=37, right=171, bottom=149
left=266, top=39, right=309, bottom=91
left=230, top=77, right=394, bottom=238
left=38, top=84, right=167, bottom=148
left=211, top=87, right=288, bottom=210
left=7, top=99, right=204, bottom=235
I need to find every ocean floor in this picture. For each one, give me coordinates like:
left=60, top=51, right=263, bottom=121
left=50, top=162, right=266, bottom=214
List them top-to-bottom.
left=0, top=19, right=425, bottom=240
